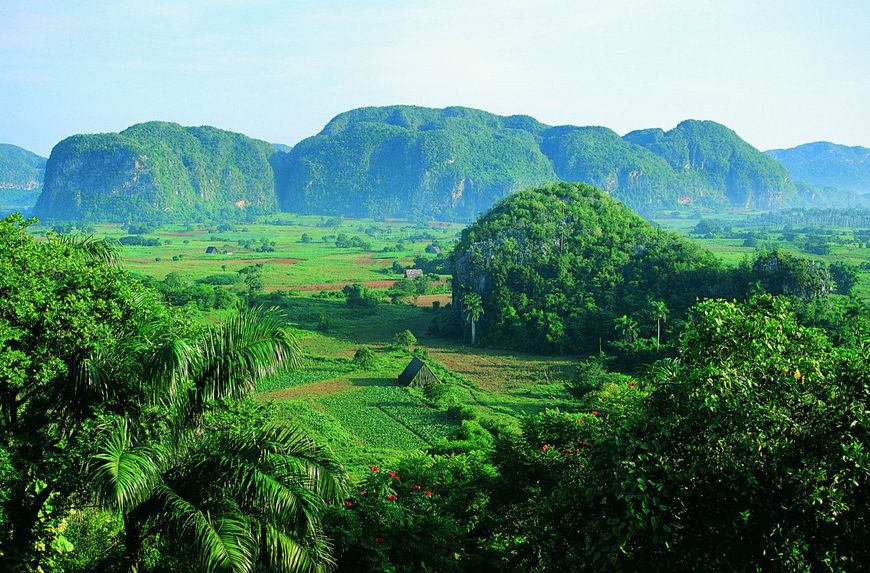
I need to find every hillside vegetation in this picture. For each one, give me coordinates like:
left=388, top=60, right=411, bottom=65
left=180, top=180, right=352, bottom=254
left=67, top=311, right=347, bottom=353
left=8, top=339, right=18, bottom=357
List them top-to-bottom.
left=30, top=106, right=812, bottom=223
left=277, top=106, right=797, bottom=219
left=33, top=121, right=279, bottom=222
left=768, top=141, right=870, bottom=195
left=0, top=144, right=45, bottom=212
left=451, top=182, right=724, bottom=353
left=451, top=182, right=867, bottom=355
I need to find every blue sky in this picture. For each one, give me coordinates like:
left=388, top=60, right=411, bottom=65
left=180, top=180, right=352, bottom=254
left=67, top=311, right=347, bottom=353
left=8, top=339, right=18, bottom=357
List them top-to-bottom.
left=1, top=0, right=867, bottom=156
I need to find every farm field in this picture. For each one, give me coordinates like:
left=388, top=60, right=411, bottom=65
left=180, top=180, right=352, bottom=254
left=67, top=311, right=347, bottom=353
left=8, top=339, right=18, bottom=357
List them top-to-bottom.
left=35, top=209, right=868, bottom=473
left=654, top=211, right=870, bottom=301
left=37, top=214, right=580, bottom=472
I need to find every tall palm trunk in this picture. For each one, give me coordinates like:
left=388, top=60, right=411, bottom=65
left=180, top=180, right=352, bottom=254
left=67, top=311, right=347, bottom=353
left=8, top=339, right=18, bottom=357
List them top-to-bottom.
left=657, top=317, right=661, bottom=351
left=471, top=319, right=476, bottom=345
left=123, top=514, right=143, bottom=573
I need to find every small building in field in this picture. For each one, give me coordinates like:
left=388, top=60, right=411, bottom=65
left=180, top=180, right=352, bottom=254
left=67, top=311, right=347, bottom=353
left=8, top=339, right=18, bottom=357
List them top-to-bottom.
left=425, top=245, right=442, bottom=255
left=205, top=246, right=218, bottom=254
left=405, top=268, right=424, bottom=279
left=398, top=357, right=440, bottom=388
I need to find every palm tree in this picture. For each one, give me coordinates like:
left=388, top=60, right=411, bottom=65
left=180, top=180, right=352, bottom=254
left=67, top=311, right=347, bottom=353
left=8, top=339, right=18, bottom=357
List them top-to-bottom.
left=51, top=233, right=120, bottom=266
left=463, top=292, right=484, bottom=345
left=650, top=301, right=669, bottom=351
left=91, top=307, right=347, bottom=572
left=614, top=315, right=639, bottom=343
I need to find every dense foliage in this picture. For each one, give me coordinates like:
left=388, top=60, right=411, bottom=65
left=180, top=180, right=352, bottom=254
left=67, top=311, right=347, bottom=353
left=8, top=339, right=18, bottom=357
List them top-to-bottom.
left=276, top=106, right=798, bottom=220
left=34, top=122, right=279, bottom=223
left=452, top=182, right=725, bottom=352
left=0, top=214, right=345, bottom=572
left=325, top=296, right=870, bottom=572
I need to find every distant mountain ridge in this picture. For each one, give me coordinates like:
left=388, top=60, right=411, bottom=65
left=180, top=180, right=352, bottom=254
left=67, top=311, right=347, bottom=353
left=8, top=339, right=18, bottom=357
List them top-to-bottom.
left=29, top=106, right=865, bottom=222
left=276, top=106, right=796, bottom=219
left=34, top=122, right=278, bottom=222
left=767, top=142, right=870, bottom=195
left=0, top=144, right=46, bottom=212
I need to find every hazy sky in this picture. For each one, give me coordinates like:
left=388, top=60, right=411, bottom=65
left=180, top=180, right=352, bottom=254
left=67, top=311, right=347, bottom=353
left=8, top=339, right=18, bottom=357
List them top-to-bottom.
left=2, top=0, right=867, bottom=156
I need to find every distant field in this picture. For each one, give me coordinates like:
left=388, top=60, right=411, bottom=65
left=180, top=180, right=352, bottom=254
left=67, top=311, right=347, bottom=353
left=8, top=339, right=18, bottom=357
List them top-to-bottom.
left=654, top=212, right=870, bottom=301
left=81, top=213, right=464, bottom=288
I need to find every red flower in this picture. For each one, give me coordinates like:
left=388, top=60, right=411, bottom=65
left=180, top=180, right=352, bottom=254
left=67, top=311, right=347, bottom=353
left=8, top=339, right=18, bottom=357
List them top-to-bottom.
left=628, top=381, right=636, bottom=387
left=591, top=410, right=599, bottom=416
left=578, top=418, right=584, bottom=424
left=540, top=444, right=549, bottom=452
left=369, top=465, right=379, bottom=472
left=388, top=470, right=396, bottom=477
left=411, top=485, right=422, bottom=491
left=423, top=490, right=432, bottom=497
left=360, top=491, right=367, bottom=496
left=386, top=495, right=398, bottom=501
left=344, top=500, right=353, bottom=508
left=374, top=537, right=385, bottom=543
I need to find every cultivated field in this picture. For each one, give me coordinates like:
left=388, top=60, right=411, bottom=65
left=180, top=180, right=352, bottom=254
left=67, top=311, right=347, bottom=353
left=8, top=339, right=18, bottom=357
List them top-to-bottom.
left=40, top=210, right=868, bottom=472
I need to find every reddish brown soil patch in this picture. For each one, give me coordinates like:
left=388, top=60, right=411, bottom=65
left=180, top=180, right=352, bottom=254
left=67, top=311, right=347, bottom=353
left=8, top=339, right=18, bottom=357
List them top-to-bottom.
left=222, top=258, right=303, bottom=265
left=263, top=279, right=397, bottom=293
left=411, top=293, right=452, bottom=307
left=258, top=378, right=351, bottom=401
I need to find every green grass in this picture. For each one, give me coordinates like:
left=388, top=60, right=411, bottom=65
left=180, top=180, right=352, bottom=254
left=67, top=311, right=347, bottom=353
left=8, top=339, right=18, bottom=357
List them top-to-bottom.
left=39, top=211, right=867, bottom=470
left=655, top=213, right=870, bottom=301
left=75, top=214, right=463, bottom=287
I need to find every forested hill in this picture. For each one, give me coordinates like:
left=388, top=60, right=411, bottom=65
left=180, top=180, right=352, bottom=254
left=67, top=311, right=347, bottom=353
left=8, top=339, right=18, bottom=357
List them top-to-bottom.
left=276, top=106, right=797, bottom=219
left=30, top=107, right=821, bottom=222
left=33, top=122, right=279, bottom=222
left=767, top=142, right=870, bottom=195
left=0, top=143, right=46, bottom=212
left=451, top=182, right=724, bottom=353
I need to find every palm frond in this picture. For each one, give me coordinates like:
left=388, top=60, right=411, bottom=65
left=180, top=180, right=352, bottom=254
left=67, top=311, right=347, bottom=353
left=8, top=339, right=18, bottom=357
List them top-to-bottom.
left=50, top=233, right=120, bottom=266
left=192, top=307, right=300, bottom=405
left=143, top=338, right=197, bottom=405
left=70, top=353, right=111, bottom=401
left=92, top=418, right=165, bottom=513
left=209, top=423, right=348, bottom=501
left=259, top=424, right=349, bottom=501
left=155, top=485, right=257, bottom=573
left=262, top=523, right=334, bottom=573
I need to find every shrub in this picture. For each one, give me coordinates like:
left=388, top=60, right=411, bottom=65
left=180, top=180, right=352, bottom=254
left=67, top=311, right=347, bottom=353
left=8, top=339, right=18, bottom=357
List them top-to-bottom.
left=343, top=283, right=379, bottom=308
left=392, top=329, right=417, bottom=351
left=353, top=347, right=377, bottom=370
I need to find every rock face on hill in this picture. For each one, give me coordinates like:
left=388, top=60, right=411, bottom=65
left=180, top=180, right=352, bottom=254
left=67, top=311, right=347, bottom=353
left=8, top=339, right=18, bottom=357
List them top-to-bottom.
left=275, top=106, right=797, bottom=219
left=34, top=122, right=279, bottom=222
left=767, top=142, right=870, bottom=195
left=0, top=144, right=46, bottom=212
